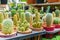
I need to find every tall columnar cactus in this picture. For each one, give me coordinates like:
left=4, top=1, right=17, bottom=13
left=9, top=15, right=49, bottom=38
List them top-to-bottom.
left=46, top=6, right=50, bottom=13
left=32, top=9, right=42, bottom=28
left=55, top=9, right=60, bottom=17
left=35, top=11, right=40, bottom=22
left=0, top=12, right=4, bottom=23
left=20, top=12, right=26, bottom=23
left=25, top=12, right=33, bottom=25
left=46, top=13, right=53, bottom=27
left=13, top=14, right=18, bottom=26
left=2, top=19, right=13, bottom=34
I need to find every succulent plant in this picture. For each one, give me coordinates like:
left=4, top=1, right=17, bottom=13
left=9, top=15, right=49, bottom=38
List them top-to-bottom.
left=46, top=6, right=50, bottom=13
left=11, top=9, right=16, bottom=17
left=55, top=9, right=60, bottom=17
left=32, top=10, right=42, bottom=28
left=0, top=12, right=4, bottom=23
left=4, top=12, right=9, bottom=19
left=25, top=12, right=33, bottom=24
left=52, top=12, right=56, bottom=17
left=46, top=13, right=53, bottom=27
left=13, top=14, right=18, bottom=26
left=53, top=17, right=60, bottom=24
left=2, top=19, right=13, bottom=34
left=18, top=20, right=30, bottom=32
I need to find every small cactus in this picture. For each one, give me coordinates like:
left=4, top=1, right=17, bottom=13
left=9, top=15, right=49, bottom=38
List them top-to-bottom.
left=11, top=9, right=16, bottom=17
left=55, top=9, right=60, bottom=17
left=32, top=10, right=42, bottom=28
left=0, top=12, right=4, bottom=23
left=4, top=12, right=9, bottom=19
left=25, top=12, right=33, bottom=25
left=52, top=12, right=56, bottom=17
left=46, top=13, right=53, bottom=27
left=13, top=14, right=18, bottom=26
left=2, top=19, right=13, bottom=34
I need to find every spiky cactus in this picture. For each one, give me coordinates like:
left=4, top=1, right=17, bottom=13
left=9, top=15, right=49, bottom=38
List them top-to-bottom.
left=11, top=9, right=16, bottom=17
left=55, top=9, right=60, bottom=17
left=32, top=10, right=42, bottom=28
left=0, top=12, right=4, bottom=23
left=4, top=12, right=9, bottom=19
left=25, top=12, right=33, bottom=25
left=52, top=12, right=56, bottom=17
left=46, top=13, right=53, bottom=27
left=13, top=14, right=18, bottom=26
left=53, top=17, right=60, bottom=24
left=2, top=19, right=13, bottom=34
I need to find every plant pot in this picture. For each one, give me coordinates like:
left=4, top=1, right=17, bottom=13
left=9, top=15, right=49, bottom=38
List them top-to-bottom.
left=27, top=0, right=35, bottom=4
left=47, top=0, right=58, bottom=3
left=55, top=24, right=60, bottom=28
left=43, top=25, right=55, bottom=31
left=30, top=26, right=43, bottom=31
left=18, top=28, right=32, bottom=34
left=0, top=31, right=17, bottom=38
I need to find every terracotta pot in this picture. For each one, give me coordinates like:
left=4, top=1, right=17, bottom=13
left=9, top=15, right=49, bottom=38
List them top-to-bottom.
left=27, top=0, right=36, bottom=4
left=47, top=0, right=58, bottom=3
left=55, top=24, right=60, bottom=28
left=43, top=25, right=55, bottom=31
left=30, top=26, right=43, bottom=31
left=18, top=28, right=32, bottom=34
left=0, top=31, right=17, bottom=38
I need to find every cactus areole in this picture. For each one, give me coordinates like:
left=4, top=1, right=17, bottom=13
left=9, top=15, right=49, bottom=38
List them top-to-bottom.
left=46, top=13, right=53, bottom=27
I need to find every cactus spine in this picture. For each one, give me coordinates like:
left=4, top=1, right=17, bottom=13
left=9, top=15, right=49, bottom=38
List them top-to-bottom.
left=46, top=13, right=53, bottom=27
left=2, top=19, right=13, bottom=34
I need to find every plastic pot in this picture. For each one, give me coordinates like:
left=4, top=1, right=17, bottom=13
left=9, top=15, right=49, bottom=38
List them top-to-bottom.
left=55, top=24, right=60, bottom=28
left=43, top=25, right=55, bottom=31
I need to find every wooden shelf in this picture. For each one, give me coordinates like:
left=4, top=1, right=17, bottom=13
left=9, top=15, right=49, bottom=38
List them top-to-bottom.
left=32, top=2, right=60, bottom=6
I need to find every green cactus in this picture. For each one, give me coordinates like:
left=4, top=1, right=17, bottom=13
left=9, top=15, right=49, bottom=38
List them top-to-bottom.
left=46, top=6, right=50, bottom=13
left=11, top=9, right=16, bottom=17
left=55, top=9, right=60, bottom=17
left=32, top=10, right=42, bottom=28
left=0, top=12, right=4, bottom=23
left=25, top=12, right=33, bottom=23
left=46, top=13, right=53, bottom=27
left=13, top=14, right=18, bottom=26
left=53, top=17, right=60, bottom=24
left=2, top=19, right=13, bottom=34
left=18, top=20, right=30, bottom=32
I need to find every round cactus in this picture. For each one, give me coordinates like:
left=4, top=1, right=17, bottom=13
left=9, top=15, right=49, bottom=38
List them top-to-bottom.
left=55, top=9, right=60, bottom=17
left=46, top=13, right=53, bottom=27
left=53, top=17, right=60, bottom=24
left=2, top=19, right=13, bottom=34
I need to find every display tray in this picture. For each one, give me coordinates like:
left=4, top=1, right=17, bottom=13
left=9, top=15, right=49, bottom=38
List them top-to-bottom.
left=0, top=30, right=46, bottom=40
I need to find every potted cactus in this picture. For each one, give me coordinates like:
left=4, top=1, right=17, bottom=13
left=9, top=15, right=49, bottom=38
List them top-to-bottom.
left=30, top=9, right=43, bottom=31
left=55, top=9, right=60, bottom=17
left=18, top=11, right=32, bottom=34
left=0, top=12, right=4, bottom=30
left=43, top=13, right=55, bottom=31
left=53, top=17, right=60, bottom=28
left=0, top=19, right=17, bottom=37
